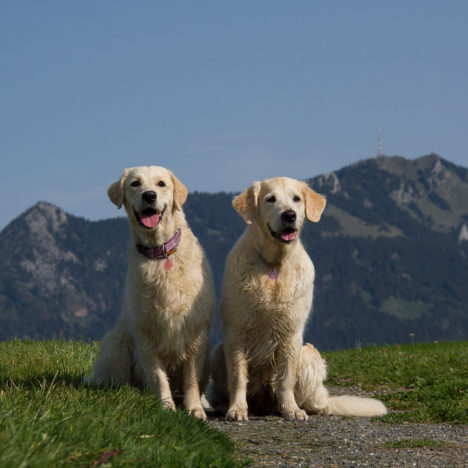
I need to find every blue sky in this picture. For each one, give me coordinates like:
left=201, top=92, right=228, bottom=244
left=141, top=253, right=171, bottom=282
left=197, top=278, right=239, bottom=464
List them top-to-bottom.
left=1, top=1, right=467, bottom=229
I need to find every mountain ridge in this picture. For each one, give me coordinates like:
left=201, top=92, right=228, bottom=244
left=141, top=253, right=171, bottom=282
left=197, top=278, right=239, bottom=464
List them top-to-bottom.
left=1, top=154, right=467, bottom=349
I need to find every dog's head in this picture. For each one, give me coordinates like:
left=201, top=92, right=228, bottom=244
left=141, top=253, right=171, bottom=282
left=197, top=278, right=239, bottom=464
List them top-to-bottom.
left=108, top=166, right=188, bottom=233
left=233, top=177, right=326, bottom=245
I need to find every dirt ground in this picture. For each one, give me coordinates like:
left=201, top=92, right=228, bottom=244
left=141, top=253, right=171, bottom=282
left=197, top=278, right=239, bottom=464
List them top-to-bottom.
left=208, top=387, right=468, bottom=467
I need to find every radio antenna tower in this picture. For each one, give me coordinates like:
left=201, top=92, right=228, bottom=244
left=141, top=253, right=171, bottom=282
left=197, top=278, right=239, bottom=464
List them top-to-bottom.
left=377, top=126, right=383, bottom=157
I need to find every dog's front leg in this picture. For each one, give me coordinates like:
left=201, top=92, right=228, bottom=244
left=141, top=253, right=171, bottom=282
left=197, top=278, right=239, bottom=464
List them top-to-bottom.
left=276, top=337, right=308, bottom=421
left=225, top=345, right=249, bottom=421
left=140, top=351, right=175, bottom=410
left=183, top=356, right=207, bottom=420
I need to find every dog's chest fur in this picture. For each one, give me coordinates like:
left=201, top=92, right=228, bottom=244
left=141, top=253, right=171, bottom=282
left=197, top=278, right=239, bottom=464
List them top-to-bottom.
left=224, top=242, right=315, bottom=365
left=126, top=245, right=210, bottom=361
left=240, top=245, right=314, bottom=313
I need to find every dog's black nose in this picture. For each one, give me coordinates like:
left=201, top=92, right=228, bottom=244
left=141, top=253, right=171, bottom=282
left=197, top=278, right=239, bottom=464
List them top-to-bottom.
left=142, top=191, right=157, bottom=204
left=281, top=209, right=296, bottom=224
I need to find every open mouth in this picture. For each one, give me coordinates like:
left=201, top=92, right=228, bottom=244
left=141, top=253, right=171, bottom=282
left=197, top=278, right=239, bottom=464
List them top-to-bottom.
left=134, top=207, right=165, bottom=229
left=267, top=224, right=298, bottom=243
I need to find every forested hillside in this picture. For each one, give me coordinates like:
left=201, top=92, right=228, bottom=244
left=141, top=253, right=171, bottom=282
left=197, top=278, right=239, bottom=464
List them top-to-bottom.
left=1, top=154, right=467, bottom=349
left=304, top=154, right=468, bottom=348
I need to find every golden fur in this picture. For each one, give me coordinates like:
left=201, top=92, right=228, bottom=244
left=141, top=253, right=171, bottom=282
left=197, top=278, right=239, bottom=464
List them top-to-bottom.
left=87, top=166, right=215, bottom=420
left=209, top=177, right=387, bottom=421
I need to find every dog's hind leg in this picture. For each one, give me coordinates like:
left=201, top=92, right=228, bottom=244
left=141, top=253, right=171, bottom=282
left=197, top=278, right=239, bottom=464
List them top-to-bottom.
left=87, top=323, right=134, bottom=387
left=294, top=343, right=330, bottom=413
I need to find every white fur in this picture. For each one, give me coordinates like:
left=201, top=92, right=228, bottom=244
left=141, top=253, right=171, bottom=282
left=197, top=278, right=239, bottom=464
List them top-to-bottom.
left=87, top=166, right=215, bottom=420
left=209, top=177, right=387, bottom=421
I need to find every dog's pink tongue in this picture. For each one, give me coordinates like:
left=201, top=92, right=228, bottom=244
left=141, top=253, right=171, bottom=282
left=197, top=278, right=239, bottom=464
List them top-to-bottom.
left=140, top=213, right=160, bottom=228
left=280, top=231, right=297, bottom=242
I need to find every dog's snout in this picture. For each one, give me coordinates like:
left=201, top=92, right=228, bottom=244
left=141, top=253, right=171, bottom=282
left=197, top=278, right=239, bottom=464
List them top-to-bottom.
left=142, top=191, right=157, bottom=204
left=281, top=209, right=296, bottom=224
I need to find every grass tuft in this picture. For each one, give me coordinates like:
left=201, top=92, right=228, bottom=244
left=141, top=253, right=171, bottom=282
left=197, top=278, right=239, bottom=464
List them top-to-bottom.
left=324, top=341, right=468, bottom=424
left=380, top=438, right=452, bottom=450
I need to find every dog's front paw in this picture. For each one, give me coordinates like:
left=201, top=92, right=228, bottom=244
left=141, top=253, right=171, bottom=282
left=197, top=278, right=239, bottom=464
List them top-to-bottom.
left=161, top=398, right=176, bottom=411
left=226, top=405, right=248, bottom=421
left=188, top=406, right=207, bottom=420
left=282, top=406, right=308, bottom=421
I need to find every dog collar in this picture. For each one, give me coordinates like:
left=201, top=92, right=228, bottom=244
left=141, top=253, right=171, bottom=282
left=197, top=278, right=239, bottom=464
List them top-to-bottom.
left=136, top=229, right=182, bottom=260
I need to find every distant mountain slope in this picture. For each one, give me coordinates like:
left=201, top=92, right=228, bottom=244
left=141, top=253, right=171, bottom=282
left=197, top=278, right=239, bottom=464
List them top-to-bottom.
left=1, top=154, right=467, bottom=349
left=304, top=154, right=468, bottom=348
left=311, top=154, right=468, bottom=237
left=0, top=202, right=129, bottom=339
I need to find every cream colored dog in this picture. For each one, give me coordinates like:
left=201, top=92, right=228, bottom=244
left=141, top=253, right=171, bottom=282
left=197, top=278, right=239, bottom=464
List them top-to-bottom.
left=87, top=166, right=215, bottom=420
left=209, top=177, right=387, bottom=421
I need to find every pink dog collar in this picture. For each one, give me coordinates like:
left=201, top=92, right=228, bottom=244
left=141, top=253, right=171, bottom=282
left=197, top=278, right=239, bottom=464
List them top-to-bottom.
left=136, top=229, right=182, bottom=260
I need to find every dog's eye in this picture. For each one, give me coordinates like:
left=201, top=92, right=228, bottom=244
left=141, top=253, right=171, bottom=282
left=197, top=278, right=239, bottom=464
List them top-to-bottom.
left=131, top=180, right=141, bottom=187
left=158, top=181, right=166, bottom=187
left=266, top=195, right=276, bottom=203
left=293, top=195, right=301, bottom=202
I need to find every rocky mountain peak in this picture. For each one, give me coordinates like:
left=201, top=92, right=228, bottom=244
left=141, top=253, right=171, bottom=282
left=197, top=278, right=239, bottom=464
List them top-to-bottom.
left=320, top=154, right=468, bottom=234
left=23, top=201, right=68, bottom=236
left=7, top=202, right=78, bottom=294
left=0, top=203, right=129, bottom=340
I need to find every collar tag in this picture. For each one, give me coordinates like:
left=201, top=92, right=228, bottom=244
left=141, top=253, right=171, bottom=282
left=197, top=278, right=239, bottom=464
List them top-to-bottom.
left=268, top=268, right=279, bottom=280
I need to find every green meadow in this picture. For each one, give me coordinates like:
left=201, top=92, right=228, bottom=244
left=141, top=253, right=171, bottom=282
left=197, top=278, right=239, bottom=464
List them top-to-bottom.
left=0, top=339, right=466, bottom=466
left=0, top=340, right=244, bottom=467
left=324, top=340, right=468, bottom=424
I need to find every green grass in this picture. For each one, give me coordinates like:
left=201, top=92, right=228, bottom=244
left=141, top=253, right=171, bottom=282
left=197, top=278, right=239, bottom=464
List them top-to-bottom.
left=0, top=340, right=246, bottom=467
left=1, top=340, right=467, bottom=467
left=324, top=341, right=468, bottom=424
left=380, top=438, right=452, bottom=450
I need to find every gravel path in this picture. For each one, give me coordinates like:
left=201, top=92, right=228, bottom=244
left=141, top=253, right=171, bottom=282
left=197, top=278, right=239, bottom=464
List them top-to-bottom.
left=207, top=388, right=468, bottom=467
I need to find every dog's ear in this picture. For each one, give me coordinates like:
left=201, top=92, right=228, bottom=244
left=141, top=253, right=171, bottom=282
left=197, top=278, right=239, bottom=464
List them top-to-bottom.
left=108, top=169, right=130, bottom=208
left=170, top=172, right=188, bottom=211
left=233, top=181, right=261, bottom=224
left=303, top=183, right=326, bottom=222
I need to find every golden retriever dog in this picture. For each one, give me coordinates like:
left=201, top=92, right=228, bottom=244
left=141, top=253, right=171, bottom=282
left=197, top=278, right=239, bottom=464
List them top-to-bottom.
left=87, top=166, right=215, bottom=420
left=209, top=177, right=387, bottom=421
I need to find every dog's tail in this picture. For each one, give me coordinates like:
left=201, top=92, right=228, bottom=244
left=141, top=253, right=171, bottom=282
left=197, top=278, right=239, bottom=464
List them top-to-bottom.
left=297, top=343, right=387, bottom=417
left=319, top=395, right=387, bottom=417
